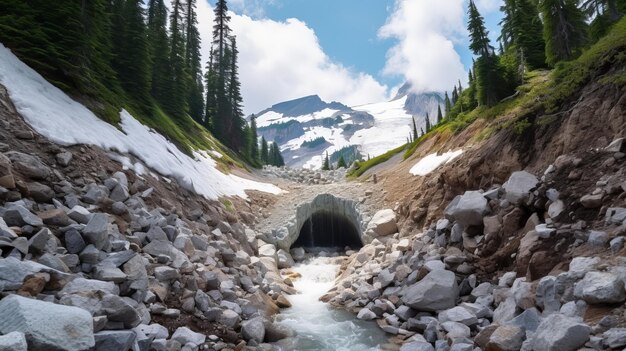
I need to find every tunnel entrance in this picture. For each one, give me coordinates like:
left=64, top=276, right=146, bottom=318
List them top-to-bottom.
left=293, top=210, right=363, bottom=249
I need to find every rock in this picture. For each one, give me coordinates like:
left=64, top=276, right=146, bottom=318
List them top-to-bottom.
left=605, top=138, right=625, bottom=152
left=5, top=151, right=51, bottom=180
left=56, top=152, right=73, bottom=167
left=0, top=153, right=15, bottom=188
left=502, top=171, right=538, bottom=204
left=25, top=182, right=54, bottom=203
left=83, top=184, right=108, bottom=204
left=109, top=184, right=129, bottom=202
left=444, top=191, right=489, bottom=226
left=580, top=194, right=603, bottom=208
left=548, top=200, right=565, bottom=219
left=111, top=202, right=127, bottom=215
left=3, top=204, right=43, bottom=227
left=67, top=206, right=92, bottom=224
left=39, top=208, right=71, bottom=227
left=605, top=208, right=626, bottom=225
left=367, top=209, right=398, bottom=236
left=83, top=213, right=109, bottom=250
left=0, top=217, right=17, bottom=239
left=28, top=228, right=52, bottom=253
left=64, top=229, right=86, bottom=254
left=588, top=230, right=609, bottom=247
left=610, top=236, right=626, bottom=253
left=258, top=244, right=277, bottom=260
left=277, top=249, right=294, bottom=269
left=38, top=253, right=70, bottom=272
left=568, top=256, right=600, bottom=279
left=93, top=266, right=127, bottom=283
left=154, top=266, right=179, bottom=281
left=378, top=268, right=396, bottom=288
left=402, top=270, right=459, bottom=312
left=574, top=271, right=626, bottom=304
left=61, top=277, right=119, bottom=295
left=0, top=294, right=94, bottom=351
left=101, top=294, right=141, bottom=328
left=493, top=296, right=517, bottom=324
left=438, top=306, right=478, bottom=326
left=357, top=308, right=377, bottom=320
left=507, top=308, right=541, bottom=333
left=218, top=309, right=241, bottom=328
left=532, top=314, right=590, bottom=351
left=241, top=317, right=265, bottom=343
left=135, top=323, right=169, bottom=340
left=486, top=325, right=525, bottom=351
left=172, top=326, right=206, bottom=345
left=603, top=328, right=626, bottom=349
left=0, top=331, right=27, bottom=351
left=92, top=331, right=135, bottom=351
left=400, top=341, right=435, bottom=351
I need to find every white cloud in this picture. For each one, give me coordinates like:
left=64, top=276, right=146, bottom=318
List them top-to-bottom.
left=379, top=0, right=468, bottom=94
left=475, top=0, right=502, bottom=13
left=197, top=1, right=389, bottom=115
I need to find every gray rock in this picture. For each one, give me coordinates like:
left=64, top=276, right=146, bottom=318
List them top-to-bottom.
left=605, top=138, right=625, bottom=152
left=5, top=151, right=51, bottom=180
left=56, top=152, right=73, bottom=167
left=502, top=171, right=538, bottom=204
left=26, top=182, right=54, bottom=203
left=83, top=184, right=108, bottom=204
left=109, top=184, right=129, bottom=202
left=444, top=191, right=489, bottom=226
left=581, top=194, right=604, bottom=209
left=111, top=202, right=127, bottom=216
left=2, top=204, right=42, bottom=227
left=67, top=206, right=92, bottom=224
left=605, top=208, right=626, bottom=226
left=366, top=209, right=398, bottom=236
left=82, top=213, right=109, bottom=250
left=0, top=217, right=17, bottom=239
left=28, top=228, right=52, bottom=253
left=64, top=229, right=86, bottom=254
left=587, top=231, right=609, bottom=247
left=610, top=236, right=626, bottom=253
left=144, top=240, right=189, bottom=269
left=276, top=249, right=294, bottom=269
left=38, top=253, right=70, bottom=272
left=0, top=257, right=71, bottom=291
left=93, top=266, right=127, bottom=283
left=154, top=266, right=179, bottom=281
left=378, top=268, right=396, bottom=288
left=402, top=270, right=459, bottom=312
left=574, top=271, right=626, bottom=304
left=61, top=277, right=119, bottom=295
left=0, top=294, right=94, bottom=351
left=101, top=294, right=141, bottom=328
left=493, top=296, right=518, bottom=324
left=438, top=306, right=478, bottom=326
left=357, top=308, right=377, bottom=320
left=506, top=308, right=541, bottom=333
left=218, top=309, right=241, bottom=328
left=532, top=313, right=590, bottom=351
left=241, top=317, right=265, bottom=343
left=135, top=323, right=169, bottom=340
left=487, top=325, right=525, bottom=351
left=172, top=326, right=206, bottom=345
left=603, top=328, right=626, bottom=349
left=92, top=330, right=136, bottom=351
left=0, top=331, right=27, bottom=351
left=400, top=341, right=435, bottom=351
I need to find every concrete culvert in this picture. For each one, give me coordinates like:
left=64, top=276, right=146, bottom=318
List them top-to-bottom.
left=293, top=210, right=362, bottom=249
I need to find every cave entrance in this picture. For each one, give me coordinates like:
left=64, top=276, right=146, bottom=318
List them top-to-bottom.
left=293, top=210, right=363, bottom=249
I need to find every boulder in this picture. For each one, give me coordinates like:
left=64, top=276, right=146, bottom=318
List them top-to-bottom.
left=5, top=151, right=51, bottom=180
left=55, top=152, right=73, bottom=167
left=0, top=153, right=15, bottom=188
left=502, top=171, right=538, bottom=204
left=25, top=182, right=54, bottom=203
left=444, top=191, right=489, bottom=226
left=581, top=194, right=603, bottom=209
left=3, top=204, right=42, bottom=227
left=67, top=206, right=92, bottom=224
left=38, top=208, right=71, bottom=227
left=605, top=208, right=626, bottom=226
left=366, top=209, right=398, bottom=236
left=82, top=213, right=109, bottom=250
left=277, top=249, right=295, bottom=269
left=402, top=270, right=459, bottom=312
left=574, top=271, right=626, bottom=304
left=0, top=294, right=94, bottom=351
left=438, top=306, right=478, bottom=326
left=357, top=308, right=377, bottom=320
left=218, top=309, right=241, bottom=328
left=532, top=313, right=590, bottom=351
left=241, top=317, right=265, bottom=343
left=486, top=325, right=525, bottom=351
left=171, top=326, right=206, bottom=345
left=603, top=328, right=626, bottom=349
left=0, top=331, right=27, bottom=351
left=92, top=331, right=135, bottom=351
left=400, top=341, right=435, bottom=351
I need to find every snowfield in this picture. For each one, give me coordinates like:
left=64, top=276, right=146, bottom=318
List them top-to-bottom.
left=0, top=43, right=281, bottom=199
left=409, top=149, right=464, bottom=176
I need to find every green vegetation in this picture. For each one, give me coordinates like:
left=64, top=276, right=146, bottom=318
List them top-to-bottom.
left=301, top=137, right=327, bottom=148
left=347, top=144, right=407, bottom=178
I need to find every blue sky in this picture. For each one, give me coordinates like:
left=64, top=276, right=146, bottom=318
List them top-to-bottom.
left=200, top=0, right=504, bottom=113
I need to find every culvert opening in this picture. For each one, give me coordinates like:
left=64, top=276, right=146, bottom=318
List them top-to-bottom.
left=293, top=210, right=363, bottom=249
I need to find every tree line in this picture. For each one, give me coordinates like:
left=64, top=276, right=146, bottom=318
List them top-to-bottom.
left=0, top=0, right=283, bottom=167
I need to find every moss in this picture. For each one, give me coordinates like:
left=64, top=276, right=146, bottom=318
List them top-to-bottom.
left=513, top=118, right=531, bottom=135
left=220, top=198, right=234, bottom=212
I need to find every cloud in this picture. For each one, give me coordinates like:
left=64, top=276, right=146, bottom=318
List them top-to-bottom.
left=197, top=0, right=389, bottom=115
left=227, top=0, right=276, bottom=18
left=379, top=0, right=468, bottom=94
left=475, top=0, right=502, bottom=13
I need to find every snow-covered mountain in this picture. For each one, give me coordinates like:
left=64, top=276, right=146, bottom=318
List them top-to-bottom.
left=256, top=86, right=444, bottom=169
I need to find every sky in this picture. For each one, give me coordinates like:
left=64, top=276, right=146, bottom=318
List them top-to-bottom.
left=196, top=0, right=504, bottom=114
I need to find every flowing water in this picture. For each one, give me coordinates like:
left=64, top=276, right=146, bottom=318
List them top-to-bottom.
left=274, top=256, right=390, bottom=351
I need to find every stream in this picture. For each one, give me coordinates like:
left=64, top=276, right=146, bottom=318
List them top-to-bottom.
left=273, top=256, right=390, bottom=351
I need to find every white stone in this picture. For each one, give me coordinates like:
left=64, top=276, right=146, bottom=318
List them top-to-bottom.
left=502, top=171, right=539, bottom=204
left=444, top=191, right=489, bottom=226
left=366, top=209, right=398, bottom=236
left=402, top=270, right=459, bottom=312
left=574, top=271, right=626, bottom=304
left=532, top=314, right=590, bottom=351
left=172, top=326, right=206, bottom=346
left=0, top=331, right=27, bottom=351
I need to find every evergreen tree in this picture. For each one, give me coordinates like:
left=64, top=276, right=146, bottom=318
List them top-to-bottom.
left=112, top=0, right=151, bottom=103
left=147, top=0, right=170, bottom=103
left=165, top=0, right=188, bottom=118
left=185, top=0, right=205, bottom=124
left=468, top=0, right=493, bottom=57
left=500, top=0, right=547, bottom=70
left=539, top=0, right=588, bottom=65
left=226, top=37, right=246, bottom=151
left=205, top=47, right=217, bottom=130
left=458, top=80, right=463, bottom=94
left=452, top=86, right=459, bottom=105
left=444, top=92, right=452, bottom=117
left=437, top=105, right=443, bottom=124
left=425, top=113, right=431, bottom=132
left=248, top=114, right=259, bottom=161
left=412, top=117, right=418, bottom=141
left=260, top=136, right=269, bottom=164
left=269, top=142, right=285, bottom=166
left=322, top=152, right=330, bottom=171
left=337, top=156, right=347, bottom=169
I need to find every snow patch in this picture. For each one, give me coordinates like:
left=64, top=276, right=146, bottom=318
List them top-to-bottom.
left=0, top=43, right=281, bottom=199
left=409, top=150, right=463, bottom=176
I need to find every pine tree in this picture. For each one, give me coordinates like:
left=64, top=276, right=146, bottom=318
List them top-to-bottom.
left=112, top=0, right=151, bottom=104
left=147, top=0, right=170, bottom=103
left=165, top=0, right=188, bottom=118
left=185, top=0, right=205, bottom=124
left=468, top=0, right=493, bottom=57
left=500, top=0, right=547, bottom=70
left=539, top=0, right=588, bottom=65
left=226, top=37, right=246, bottom=151
left=205, top=47, right=217, bottom=131
left=458, top=80, right=463, bottom=94
left=452, top=86, right=459, bottom=105
left=444, top=92, right=452, bottom=117
left=437, top=105, right=443, bottom=124
left=425, top=113, right=431, bottom=132
left=248, top=114, right=259, bottom=161
left=412, top=117, right=418, bottom=141
left=260, top=137, right=269, bottom=164
left=270, top=142, right=284, bottom=166
left=322, top=152, right=330, bottom=171
left=337, top=156, right=347, bottom=169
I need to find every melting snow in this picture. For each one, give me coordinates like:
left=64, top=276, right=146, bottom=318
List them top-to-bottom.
left=0, top=44, right=281, bottom=199
left=409, top=150, right=464, bottom=176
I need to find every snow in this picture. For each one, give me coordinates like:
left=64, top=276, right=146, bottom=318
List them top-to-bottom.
left=0, top=43, right=281, bottom=199
left=350, top=96, right=415, bottom=157
left=256, top=108, right=340, bottom=128
left=409, top=150, right=463, bottom=176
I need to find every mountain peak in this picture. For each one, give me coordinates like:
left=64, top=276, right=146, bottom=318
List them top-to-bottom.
left=262, top=95, right=350, bottom=118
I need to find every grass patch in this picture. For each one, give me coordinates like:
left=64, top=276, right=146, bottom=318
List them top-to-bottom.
left=347, top=144, right=407, bottom=178
left=220, top=198, right=234, bottom=212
